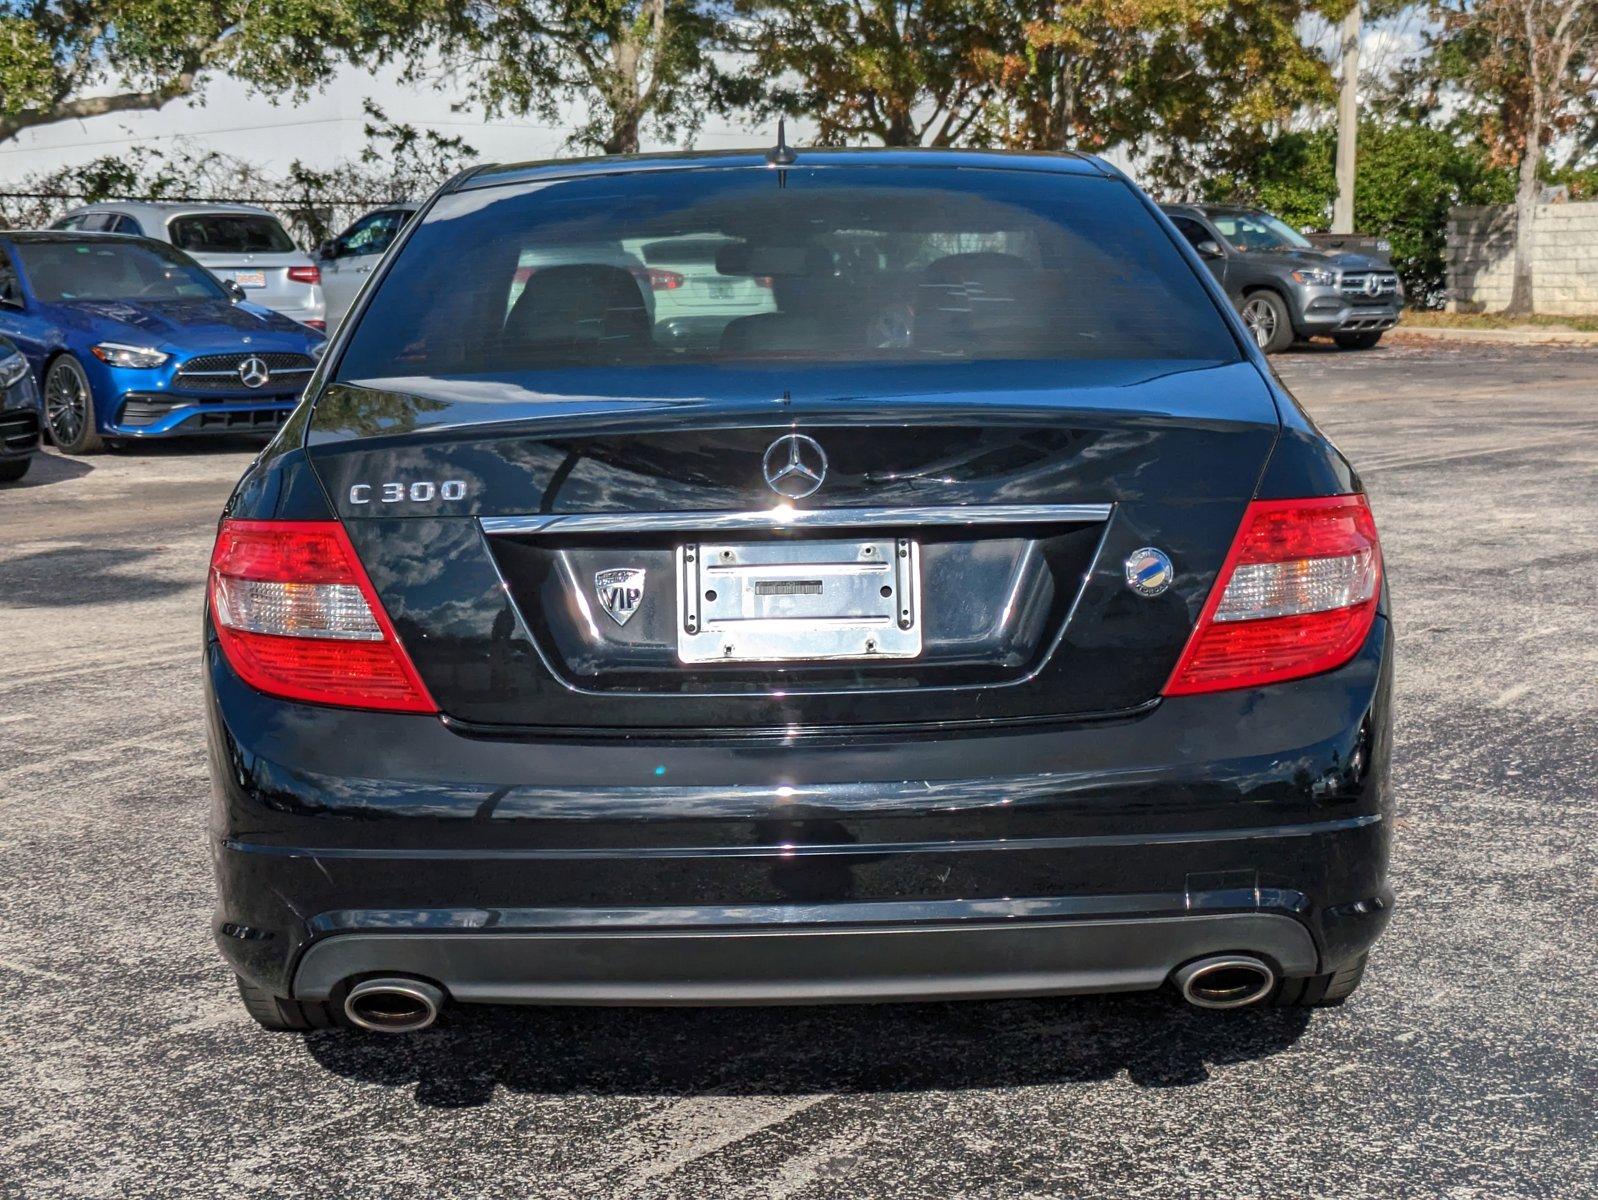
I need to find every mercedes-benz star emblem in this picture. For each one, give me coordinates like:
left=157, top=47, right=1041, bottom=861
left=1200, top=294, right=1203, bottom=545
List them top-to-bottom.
left=1364, top=274, right=1382, bottom=297
left=238, top=356, right=270, bottom=389
left=762, top=434, right=828, bottom=499
left=1124, top=547, right=1174, bottom=597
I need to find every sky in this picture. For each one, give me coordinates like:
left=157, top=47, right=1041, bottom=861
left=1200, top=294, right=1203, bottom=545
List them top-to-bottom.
left=0, top=14, right=1429, bottom=191
left=0, top=60, right=778, bottom=181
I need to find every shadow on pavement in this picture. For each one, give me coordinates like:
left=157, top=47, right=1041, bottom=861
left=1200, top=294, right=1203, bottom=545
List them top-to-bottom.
left=1276, top=341, right=1387, bottom=356
left=3, top=437, right=266, bottom=490
left=2, top=451, right=94, bottom=490
left=0, top=544, right=190, bottom=605
left=303, top=992, right=1313, bottom=1108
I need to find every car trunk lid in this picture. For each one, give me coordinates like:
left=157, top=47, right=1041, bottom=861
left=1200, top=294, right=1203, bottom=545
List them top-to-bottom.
left=306, top=359, right=1279, bottom=731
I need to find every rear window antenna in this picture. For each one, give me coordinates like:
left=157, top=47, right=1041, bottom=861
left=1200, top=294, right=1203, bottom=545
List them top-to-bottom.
left=766, top=118, right=797, bottom=167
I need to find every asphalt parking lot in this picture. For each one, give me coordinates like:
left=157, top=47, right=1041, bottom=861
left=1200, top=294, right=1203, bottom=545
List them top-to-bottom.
left=1, top=337, right=1594, bottom=1199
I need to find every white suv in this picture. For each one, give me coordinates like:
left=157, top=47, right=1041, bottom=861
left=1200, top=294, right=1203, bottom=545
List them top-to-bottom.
left=52, top=202, right=327, bottom=330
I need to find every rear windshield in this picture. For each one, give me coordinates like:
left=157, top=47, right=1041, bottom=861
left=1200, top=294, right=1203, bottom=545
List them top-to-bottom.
left=334, top=167, right=1238, bottom=383
left=168, top=213, right=295, bottom=254
left=14, top=239, right=225, bottom=302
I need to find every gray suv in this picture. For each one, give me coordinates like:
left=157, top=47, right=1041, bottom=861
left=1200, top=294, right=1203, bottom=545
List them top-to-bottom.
left=1162, top=204, right=1403, bottom=353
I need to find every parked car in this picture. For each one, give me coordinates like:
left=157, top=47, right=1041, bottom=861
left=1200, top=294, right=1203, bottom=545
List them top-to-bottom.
left=208, top=148, right=1391, bottom=1033
left=53, top=202, right=326, bottom=330
left=1160, top=203, right=1403, bottom=352
left=315, top=204, right=419, bottom=330
left=317, top=207, right=666, bottom=335
left=0, top=231, right=326, bottom=453
left=630, top=235, right=777, bottom=352
left=0, top=335, right=42, bottom=482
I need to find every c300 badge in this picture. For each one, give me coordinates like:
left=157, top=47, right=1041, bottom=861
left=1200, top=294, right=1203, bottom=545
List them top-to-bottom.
left=594, top=568, right=646, bottom=626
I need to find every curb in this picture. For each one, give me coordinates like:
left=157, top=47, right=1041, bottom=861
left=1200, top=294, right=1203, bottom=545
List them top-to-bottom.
left=1393, top=326, right=1598, bottom=347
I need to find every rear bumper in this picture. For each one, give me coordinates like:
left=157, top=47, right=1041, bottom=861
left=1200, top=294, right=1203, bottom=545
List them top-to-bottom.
left=208, top=617, right=1395, bottom=1004
left=291, top=910, right=1328, bottom=1006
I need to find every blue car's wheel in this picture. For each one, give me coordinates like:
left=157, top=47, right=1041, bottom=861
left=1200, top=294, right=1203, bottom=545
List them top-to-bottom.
left=45, top=355, right=104, bottom=455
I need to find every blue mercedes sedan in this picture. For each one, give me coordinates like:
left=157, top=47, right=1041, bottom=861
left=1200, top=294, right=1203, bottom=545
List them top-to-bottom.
left=0, top=231, right=326, bottom=453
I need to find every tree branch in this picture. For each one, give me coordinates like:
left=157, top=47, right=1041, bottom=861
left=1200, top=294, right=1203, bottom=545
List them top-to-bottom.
left=0, top=73, right=198, bottom=143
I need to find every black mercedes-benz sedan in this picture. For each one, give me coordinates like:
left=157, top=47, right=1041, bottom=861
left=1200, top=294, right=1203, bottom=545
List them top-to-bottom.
left=206, top=148, right=1392, bottom=1033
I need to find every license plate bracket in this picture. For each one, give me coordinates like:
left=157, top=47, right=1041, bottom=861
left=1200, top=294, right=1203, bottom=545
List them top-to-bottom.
left=677, top=538, right=921, bottom=663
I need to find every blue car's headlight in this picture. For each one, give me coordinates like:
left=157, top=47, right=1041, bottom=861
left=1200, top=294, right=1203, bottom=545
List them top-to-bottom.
left=91, top=342, right=170, bottom=369
left=0, top=350, right=27, bottom=388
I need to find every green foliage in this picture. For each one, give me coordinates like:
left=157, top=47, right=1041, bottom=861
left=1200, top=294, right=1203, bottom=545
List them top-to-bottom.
left=0, top=0, right=403, bottom=144
left=392, top=0, right=719, bottom=155
left=724, top=0, right=1007, bottom=147
left=728, top=0, right=1344, bottom=189
left=1002, top=0, right=1343, bottom=189
left=0, top=15, right=56, bottom=112
left=274, top=102, right=479, bottom=241
left=1202, top=122, right=1515, bottom=306
left=1545, top=162, right=1598, bottom=199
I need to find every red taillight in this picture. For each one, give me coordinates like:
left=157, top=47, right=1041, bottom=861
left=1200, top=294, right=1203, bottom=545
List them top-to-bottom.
left=287, top=265, right=320, bottom=286
left=633, top=267, right=684, bottom=291
left=303, top=318, right=327, bottom=331
left=1164, top=495, right=1383, bottom=696
left=208, top=519, right=436, bottom=713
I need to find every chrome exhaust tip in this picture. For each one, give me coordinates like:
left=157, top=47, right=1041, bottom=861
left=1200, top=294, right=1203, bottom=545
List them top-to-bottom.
left=1173, top=955, right=1277, bottom=1010
left=343, top=978, right=444, bottom=1033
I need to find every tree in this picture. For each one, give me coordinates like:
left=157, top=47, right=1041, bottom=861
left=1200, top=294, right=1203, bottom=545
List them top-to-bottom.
left=400, top=0, right=718, bottom=154
left=725, top=0, right=1009, bottom=147
left=729, top=0, right=1347, bottom=190
left=996, top=0, right=1342, bottom=186
left=1430, top=0, right=1598, bottom=312
left=0, top=1, right=391, bottom=149
left=274, top=103, right=480, bottom=243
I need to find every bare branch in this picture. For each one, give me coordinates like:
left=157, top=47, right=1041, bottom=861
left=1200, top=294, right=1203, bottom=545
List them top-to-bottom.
left=0, top=74, right=198, bottom=143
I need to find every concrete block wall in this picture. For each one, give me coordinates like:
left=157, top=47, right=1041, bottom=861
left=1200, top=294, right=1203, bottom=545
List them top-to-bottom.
left=1446, top=202, right=1598, bottom=316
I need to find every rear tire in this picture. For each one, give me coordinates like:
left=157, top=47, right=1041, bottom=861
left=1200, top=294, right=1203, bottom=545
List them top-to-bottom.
left=1239, top=292, right=1295, bottom=353
left=1334, top=331, right=1384, bottom=350
left=44, top=356, right=105, bottom=454
left=0, top=458, right=29, bottom=483
left=1273, top=952, right=1368, bottom=1007
left=234, top=974, right=343, bottom=1031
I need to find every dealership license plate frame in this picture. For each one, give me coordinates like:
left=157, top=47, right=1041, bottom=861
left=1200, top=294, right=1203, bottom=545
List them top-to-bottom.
left=233, top=270, right=266, bottom=288
left=676, top=537, right=922, bottom=664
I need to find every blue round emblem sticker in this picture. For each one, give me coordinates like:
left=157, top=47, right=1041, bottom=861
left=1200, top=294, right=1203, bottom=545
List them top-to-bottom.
left=1125, top=547, right=1174, bottom=597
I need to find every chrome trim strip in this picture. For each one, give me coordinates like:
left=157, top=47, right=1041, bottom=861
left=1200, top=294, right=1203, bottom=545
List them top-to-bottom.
left=177, top=367, right=313, bottom=377
left=480, top=503, right=1112, bottom=536
left=301, top=895, right=1316, bottom=935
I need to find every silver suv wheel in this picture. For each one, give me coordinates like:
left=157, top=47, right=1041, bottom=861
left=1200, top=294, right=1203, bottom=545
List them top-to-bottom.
left=1241, top=297, right=1276, bottom=347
